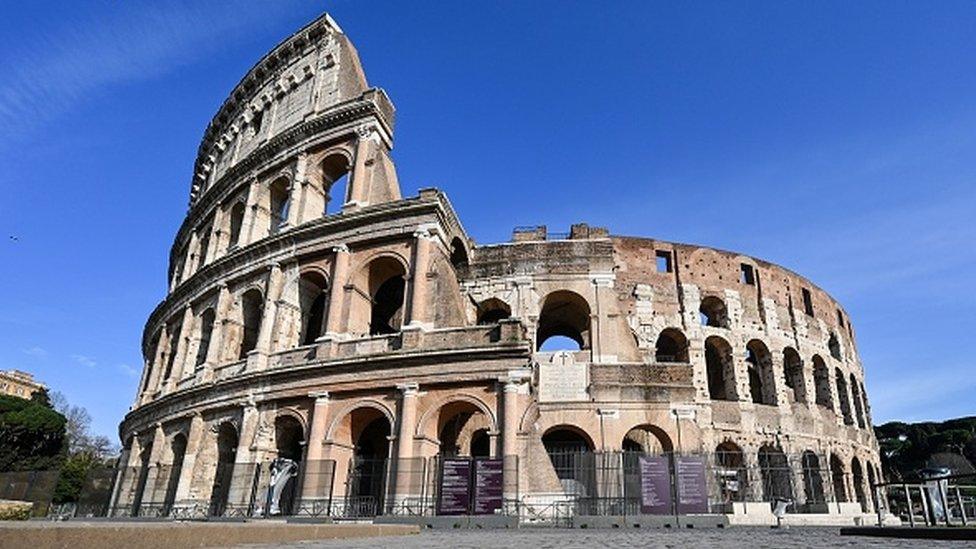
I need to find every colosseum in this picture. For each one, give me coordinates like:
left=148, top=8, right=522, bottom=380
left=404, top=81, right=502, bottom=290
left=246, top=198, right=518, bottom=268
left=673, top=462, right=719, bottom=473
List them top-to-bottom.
left=114, top=14, right=883, bottom=526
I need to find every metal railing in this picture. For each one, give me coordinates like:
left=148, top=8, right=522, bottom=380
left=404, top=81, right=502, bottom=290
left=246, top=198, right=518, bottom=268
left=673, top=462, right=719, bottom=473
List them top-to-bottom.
left=873, top=473, right=976, bottom=528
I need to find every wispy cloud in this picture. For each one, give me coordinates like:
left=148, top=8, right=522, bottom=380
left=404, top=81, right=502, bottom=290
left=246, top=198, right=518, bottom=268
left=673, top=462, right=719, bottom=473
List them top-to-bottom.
left=0, top=1, right=306, bottom=146
left=22, top=346, right=48, bottom=358
left=71, top=354, right=97, bottom=368
left=869, top=363, right=976, bottom=423
left=117, top=364, right=140, bottom=378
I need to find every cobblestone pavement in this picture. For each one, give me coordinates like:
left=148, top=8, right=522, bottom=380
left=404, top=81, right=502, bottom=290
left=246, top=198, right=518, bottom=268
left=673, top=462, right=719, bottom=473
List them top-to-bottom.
left=244, top=526, right=976, bottom=548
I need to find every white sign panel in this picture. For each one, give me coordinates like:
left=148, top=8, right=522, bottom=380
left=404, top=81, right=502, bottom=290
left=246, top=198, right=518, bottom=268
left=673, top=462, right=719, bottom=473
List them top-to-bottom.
left=538, top=351, right=588, bottom=402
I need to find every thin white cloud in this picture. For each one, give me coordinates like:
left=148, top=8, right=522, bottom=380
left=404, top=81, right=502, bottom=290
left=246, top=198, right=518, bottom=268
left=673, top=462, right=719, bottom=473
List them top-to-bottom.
left=0, top=1, right=307, bottom=145
left=22, top=346, right=48, bottom=358
left=71, top=354, right=97, bottom=368
left=118, top=364, right=140, bottom=378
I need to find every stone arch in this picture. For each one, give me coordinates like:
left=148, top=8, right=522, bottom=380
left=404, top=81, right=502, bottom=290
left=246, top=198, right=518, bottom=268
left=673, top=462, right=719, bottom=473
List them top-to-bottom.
left=319, top=152, right=352, bottom=214
left=268, top=174, right=292, bottom=235
left=449, top=237, right=469, bottom=271
left=347, top=253, right=409, bottom=337
left=298, top=269, right=330, bottom=345
left=238, top=287, right=264, bottom=359
left=536, top=289, right=592, bottom=351
left=699, top=295, right=729, bottom=328
left=476, top=297, right=512, bottom=325
left=194, top=307, right=216, bottom=368
left=654, top=327, right=689, bottom=363
left=828, top=332, right=842, bottom=361
left=705, top=335, right=737, bottom=401
left=745, top=339, right=777, bottom=405
left=782, top=347, right=806, bottom=403
left=812, top=355, right=832, bottom=410
left=835, top=368, right=854, bottom=425
left=850, top=373, right=866, bottom=428
left=415, top=393, right=497, bottom=441
left=417, top=395, right=496, bottom=457
left=325, top=400, right=396, bottom=443
left=517, top=401, right=540, bottom=433
left=209, top=421, right=239, bottom=517
left=542, top=424, right=596, bottom=453
left=621, top=424, right=673, bottom=453
left=541, top=425, right=597, bottom=497
left=162, top=432, right=188, bottom=514
left=715, top=441, right=747, bottom=504
left=758, top=444, right=792, bottom=502
left=801, top=451, right=826, bottom=506
left=830, top=453, right=847, bottom=503
left=851, top=456, right=867, bottom=511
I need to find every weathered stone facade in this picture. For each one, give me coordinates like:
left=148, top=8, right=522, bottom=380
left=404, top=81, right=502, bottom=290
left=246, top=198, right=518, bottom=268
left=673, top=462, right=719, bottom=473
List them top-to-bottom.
left=119, top=14, right=881, bottom=520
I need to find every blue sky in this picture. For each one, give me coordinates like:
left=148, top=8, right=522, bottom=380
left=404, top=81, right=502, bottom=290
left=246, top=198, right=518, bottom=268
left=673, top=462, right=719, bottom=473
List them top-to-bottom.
left=1, top=1, right=974, bottom=439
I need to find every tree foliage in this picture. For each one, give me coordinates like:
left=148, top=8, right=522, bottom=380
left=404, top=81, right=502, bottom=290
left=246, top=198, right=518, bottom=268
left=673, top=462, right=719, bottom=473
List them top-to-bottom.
left=0, top=394, right=67, bottom=472
left=876, top=416, right=976, bottom=480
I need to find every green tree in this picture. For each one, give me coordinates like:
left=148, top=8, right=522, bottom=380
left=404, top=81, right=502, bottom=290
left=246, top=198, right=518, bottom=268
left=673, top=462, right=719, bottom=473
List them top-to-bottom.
left=0, top=394, right=67, bottom=472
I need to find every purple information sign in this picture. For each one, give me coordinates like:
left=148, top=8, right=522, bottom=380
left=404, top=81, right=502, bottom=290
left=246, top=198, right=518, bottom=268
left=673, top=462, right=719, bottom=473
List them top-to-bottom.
left=639, top=455, right=672, bottom=515
left=675, top=455, right=708, bottom=514
left=438, top=459, right=472, bottom=515
left=472, top=459, right=504, bottom=515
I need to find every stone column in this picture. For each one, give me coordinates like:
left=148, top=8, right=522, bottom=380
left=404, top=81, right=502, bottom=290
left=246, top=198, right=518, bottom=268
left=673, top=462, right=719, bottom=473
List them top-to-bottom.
left=347, top=125, right=378, bottom=209
left=287, top=153, right=309, bottom=226
left=240, top=176, right=262, bottom=246
left=207, top=208, right=226, bottom=262
left=406, top=229, right=434, bottom=329
left=182, top=233, right=200, bottom=284
left=322, top=245, right=350, bottom=339
left=250, top=262, right=284, bottom=370
left=590, top=273, right=615, bottom=363
left=202, top=283, right=232, bottom=380
left=178, top=307, right=200, bottom=382
left=147, top=325, right=169, bottom=397
left=501, top=373, right=529, bottom=499
left=394, top=383, right=419, bottom=504
left=302, top=392, right=331, bottom=502
left=228, top=403, right=259, bottom=509
left=174, top=412, right=204, bottom=510
left=140, top=423, right=167, bottom=511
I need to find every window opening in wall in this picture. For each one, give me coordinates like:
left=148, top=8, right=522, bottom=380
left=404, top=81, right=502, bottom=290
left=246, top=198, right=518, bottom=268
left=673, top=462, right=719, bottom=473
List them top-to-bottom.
left=251, top=109, right=263, bottom=136
left=321, top=154, right=350, bottom=215
left=269, top=178, right=290, bottom=235
left=228, top=201, right=245, bottom=249
left=197, top=226, right=212, bottom=270
left=655, top=250, right=672, bottom=273
left=368, top=258, right=406, bottom=336
left=739, top=263, right=755, bottom=285
left=300, top=272, right=329, bottom=345
left=802, top=288, right=814, bottom=316
left=239, top=289, right=263, bottom=359
left=536, top=290, right=591, bottom=351
left=699, top=296, right=729, bottom=328
left=476, top=298, right=511, bottom=325
left=194, top=309, right=215, bottom=367
left=837, top=309, right=844, bottom=328
left=654, top=328, right=688, bottom=363
left=828, top=332, right=842, bottom=361
left=705, top=336, right=736, bottom=401
left=812, top=355, right=832, bottom=410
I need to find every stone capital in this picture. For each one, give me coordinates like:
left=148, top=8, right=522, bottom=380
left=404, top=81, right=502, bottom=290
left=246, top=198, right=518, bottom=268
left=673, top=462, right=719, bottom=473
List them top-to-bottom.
left=332, top=244, right=350, bottom=254
left=397, top=382, right=420, bottom=397
left=308, top=391, right=330, bottom=404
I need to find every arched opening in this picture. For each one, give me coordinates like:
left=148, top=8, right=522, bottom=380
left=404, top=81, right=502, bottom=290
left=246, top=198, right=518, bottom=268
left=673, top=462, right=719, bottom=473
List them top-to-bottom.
left=321, top=154, right=350, bottom=215
left=269, top=177, right=291, bottom=235
left=228, top=201, right=246, bottom=249
left=196, top=226, right=212, bottom=270
left=449, top=237, right=469, bottom=271
left=368, top=258, right=406, bottom=336
left=299, top=272, right=329, bottom=345
left=239, top=289, right=263, bottom=359
left=536, top=291, right=591, bottom=351
left=699, top=296, right=729, bottom=328
left=476, top=298, right=511, bottom=325
left=194, top=309, right=215, bottom=367
left=161, top=319, right=183, bottom=384
left=654, top=328, right=689, bottom=363
left=828, top=332, right=842, bottom=361
left=141, top=333, right=160, bottom=394
left=705, top=336, right=737, bottom=401
left=745, top=340, right=776, bottom=405
left=783, top=347, right=806, bottom=403
left=812, top=355, right=833, bottom=410
left=836, top=368, right=854, bottom=425
left=850, top=373, right=866, bottom=428
left=860, top=381, right=871, bottom=425
left=433, top=400, right=492, bottom=458
left=337, top=407, right=393, bottom=515
left=273, top=415, right=305, bottom=515
left=209, top=422, right=238, bottom=517
left=621, top=425, right=673, bottom=454
left=542, top=426, right=595, bottom=496
left=470, top=429, right=491, bottom=458
left=162, top=433, right=187, bottom=516
left=130, top=439, right=153, bottom=517
left=715, top=442, right=747, bottom=504
left=758, top=445, right=792, bottom=504
left=801, top=451, right=826, bottom=507
left=830, top=454, right=847, bottom=503
left=852, top=457, right=867, bottom=512
left=866, top=462, right=878, bottom=510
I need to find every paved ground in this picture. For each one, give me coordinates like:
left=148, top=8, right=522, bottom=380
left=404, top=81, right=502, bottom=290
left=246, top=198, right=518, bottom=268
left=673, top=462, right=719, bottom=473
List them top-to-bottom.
left=244, top=526, right=976, bottom=548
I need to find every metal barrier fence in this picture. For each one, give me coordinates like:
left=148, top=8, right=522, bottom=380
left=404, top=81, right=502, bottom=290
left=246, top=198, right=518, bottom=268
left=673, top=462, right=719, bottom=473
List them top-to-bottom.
left=546, top=450, right=864, bottom=516
left=874, top=473, right=976, bottom=527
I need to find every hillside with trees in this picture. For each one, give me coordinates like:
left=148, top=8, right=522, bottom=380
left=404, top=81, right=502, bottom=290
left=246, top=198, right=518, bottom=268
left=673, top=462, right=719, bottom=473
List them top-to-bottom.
left=876, top=416, right=976, bottom=480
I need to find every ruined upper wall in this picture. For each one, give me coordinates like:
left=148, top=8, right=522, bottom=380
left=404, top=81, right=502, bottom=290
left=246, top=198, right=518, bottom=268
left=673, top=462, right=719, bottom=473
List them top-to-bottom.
left=188, top=14, right=377, bottom=206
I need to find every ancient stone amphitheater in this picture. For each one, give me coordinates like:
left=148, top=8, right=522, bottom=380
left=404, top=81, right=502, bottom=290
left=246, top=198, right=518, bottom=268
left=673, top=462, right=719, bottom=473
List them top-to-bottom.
left=115, top=14, right=882, bottom=524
